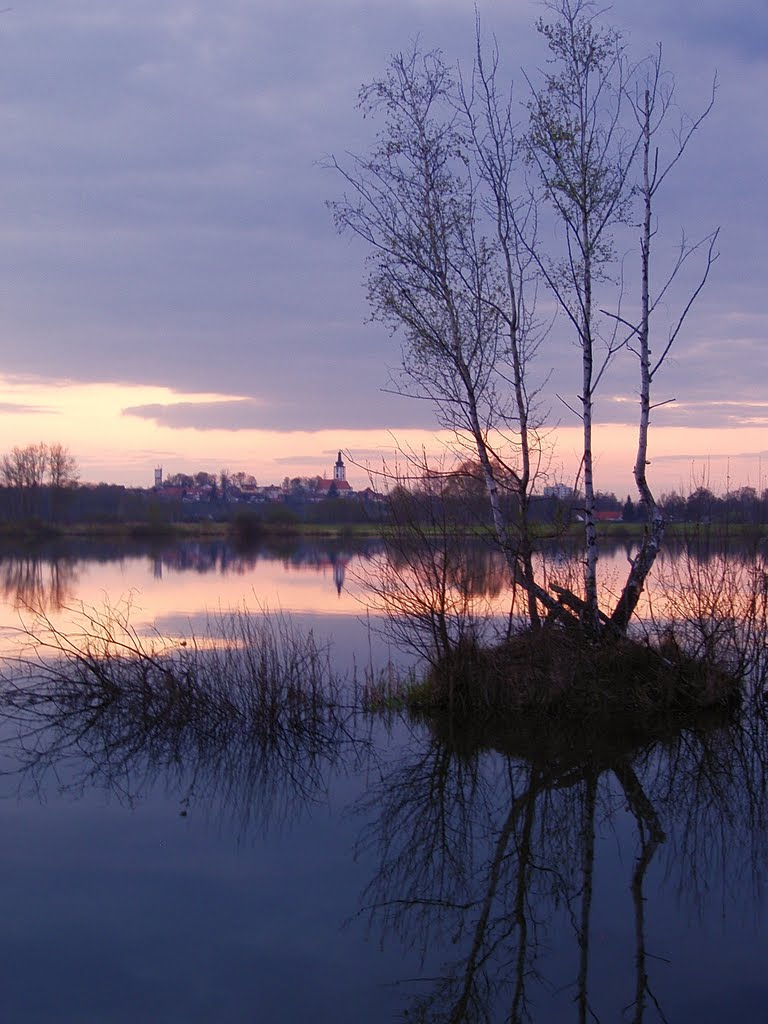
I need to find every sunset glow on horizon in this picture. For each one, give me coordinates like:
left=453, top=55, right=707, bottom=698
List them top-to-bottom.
left=1, top=373, right=765, bottom=499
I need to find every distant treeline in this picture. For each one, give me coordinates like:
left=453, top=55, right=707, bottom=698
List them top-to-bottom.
left=1, top=479, right=767, bottom=531
left=384, top=480, right=768, bottom=528
left=0, top=483, right=384, bottom=528
left=606, top=486, right=768, bottom=526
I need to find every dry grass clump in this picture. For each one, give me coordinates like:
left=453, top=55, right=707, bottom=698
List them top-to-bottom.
left=1, top=600, right=348, bottom=770
left=0, top=601, right=358, bottom=827
left=365, top=625, right=741, bottom=726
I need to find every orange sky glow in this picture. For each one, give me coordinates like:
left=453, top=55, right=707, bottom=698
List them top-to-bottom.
left=1, top=373, right=766, bottom=498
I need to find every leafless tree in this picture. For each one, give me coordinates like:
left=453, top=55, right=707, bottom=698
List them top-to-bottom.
left=526, top=0, right=638, bottom=633
left=332, top=5, right=718, bottom=643
left=459, top=25, right=549, bottom=628
left=329, top=47, right=552, bottom=628
left=609, top=52, right=719, bottom=631
left=2, top=441, right=78, bottom=491
left=2, top=442, right=48, bottom=489
left=47, top=442, right=79, bottom=489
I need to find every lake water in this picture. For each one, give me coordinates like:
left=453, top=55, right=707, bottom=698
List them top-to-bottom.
left=1, top=537, right=767, bottom=1023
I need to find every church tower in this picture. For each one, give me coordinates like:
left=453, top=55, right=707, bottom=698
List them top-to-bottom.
left=334, top=451, right=346, bottom=483
left=154, top=466, right=163, bottom=488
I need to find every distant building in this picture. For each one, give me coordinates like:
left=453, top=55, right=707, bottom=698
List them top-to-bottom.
left=152, top=451, right=365, bottom=504
left=316, top=451, right=354, bottom=497
left=543, top=483, right=573, bottom=501
left=260, top=484, right=283, bottom=502
left=157, top=486, right=185, bottom=501
left=358, top=486, right=384, bottom=503
left=595, top=510, right=623, bottom=523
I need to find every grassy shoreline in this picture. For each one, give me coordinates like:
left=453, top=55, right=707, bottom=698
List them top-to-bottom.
left=0, top=517, right=764, bottom=544
left=0, top=518, right=387, bottom=542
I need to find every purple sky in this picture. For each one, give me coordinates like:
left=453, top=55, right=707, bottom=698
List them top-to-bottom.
left=0, top=0, right=764, bottom=494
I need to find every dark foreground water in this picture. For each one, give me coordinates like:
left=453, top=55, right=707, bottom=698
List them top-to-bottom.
left=1, top=538, right=767, bottom=1022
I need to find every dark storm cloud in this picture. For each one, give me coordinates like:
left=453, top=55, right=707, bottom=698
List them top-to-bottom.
left=0, top=0, right=763, bottom=436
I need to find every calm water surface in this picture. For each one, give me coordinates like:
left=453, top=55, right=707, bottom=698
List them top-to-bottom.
left=1, top=538, right=767, bottom=1023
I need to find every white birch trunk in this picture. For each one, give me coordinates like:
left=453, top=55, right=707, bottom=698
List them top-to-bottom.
left=611, top=88, right=665, bottom=633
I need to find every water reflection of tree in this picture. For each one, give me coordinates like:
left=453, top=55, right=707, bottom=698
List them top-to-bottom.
left=0, top=538, right=388, bottom=611
left=384, top=541, right=510, bottom=603
left=0, top=552, right=80, bottom=612
left=3, top=593, right=767, bottom=1019
left=357, top=712, right=767, bottom=1022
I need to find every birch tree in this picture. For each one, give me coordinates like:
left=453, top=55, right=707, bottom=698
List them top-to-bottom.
left=526, top=0, right=637, bottom=634
left=527, top=3, right=717, bottom=636
left=331, top=7, right=718, bottom=641
left=459, top=32, right=546, bottom=628
left=609, top=52, right=718, bottom=631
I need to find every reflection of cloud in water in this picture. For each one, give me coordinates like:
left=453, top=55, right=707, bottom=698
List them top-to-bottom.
left=1, top=538, right=767, bottom=1019
left=0, top=539, right=390, bottom=659
left=3, top=604, right=357, bottom=838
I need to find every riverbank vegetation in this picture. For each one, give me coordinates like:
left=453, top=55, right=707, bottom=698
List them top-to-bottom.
left=2, top=483, right=768, bottom=546
left=0, top=516, right=386, bottom=543
left=1, top=601, right=352, bottom=803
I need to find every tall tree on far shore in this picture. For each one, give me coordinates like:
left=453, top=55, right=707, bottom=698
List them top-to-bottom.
left=1, top=441, right=78, bottom=518
left=2, top=441, right=78, bottom=490
left=47, top=442, right=79, bottom=489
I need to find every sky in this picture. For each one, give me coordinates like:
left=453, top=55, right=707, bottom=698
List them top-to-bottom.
left=0, top=0, right=765, bottom=496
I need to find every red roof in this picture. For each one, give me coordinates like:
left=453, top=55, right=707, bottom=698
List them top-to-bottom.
left=316, top=479, right=353, bottom=491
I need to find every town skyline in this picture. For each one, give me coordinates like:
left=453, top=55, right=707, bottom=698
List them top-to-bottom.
left=3, top=373, right=767, bottom=499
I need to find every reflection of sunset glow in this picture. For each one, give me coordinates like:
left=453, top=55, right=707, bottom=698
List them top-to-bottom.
left=0, top=541, right=762, bottom=662
left=0, top=547, right=374, bottom=659
left=0, top=555, right=81, bottom=614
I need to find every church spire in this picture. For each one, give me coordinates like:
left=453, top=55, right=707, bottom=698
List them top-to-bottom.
left=334, top=451, right=346, bottom=482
